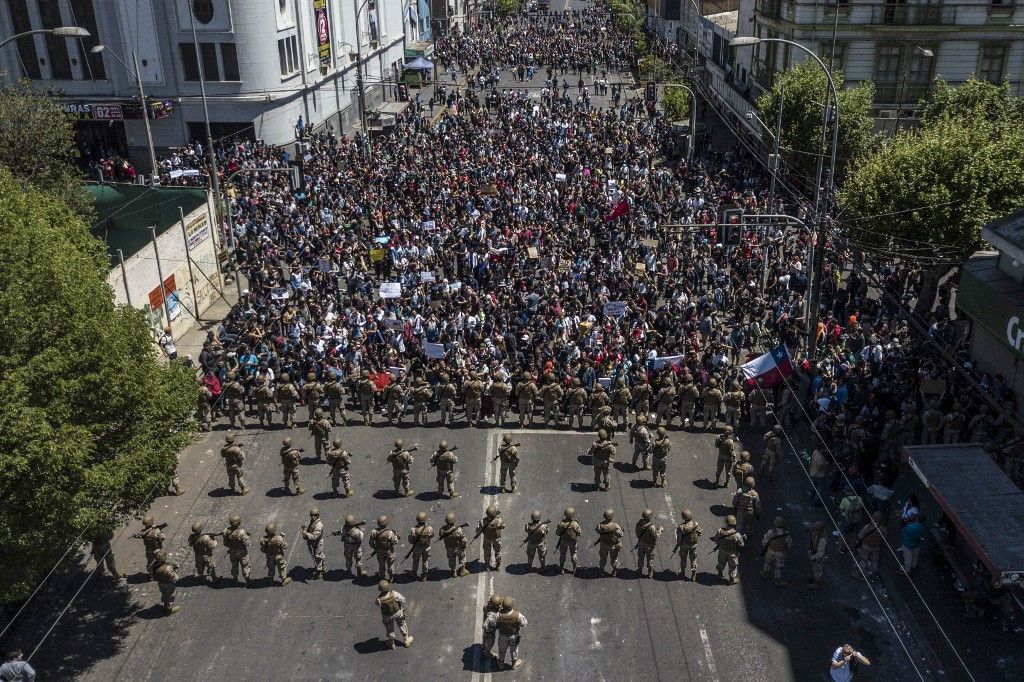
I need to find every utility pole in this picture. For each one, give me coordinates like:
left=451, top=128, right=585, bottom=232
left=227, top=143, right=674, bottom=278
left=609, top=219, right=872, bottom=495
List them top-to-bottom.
left=131, top=51, right=159, bottom=178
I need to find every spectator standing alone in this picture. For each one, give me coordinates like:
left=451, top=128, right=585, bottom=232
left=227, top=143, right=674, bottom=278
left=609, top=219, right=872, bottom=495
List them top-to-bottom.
left=899, top=513, right=926, bottom=573
left=830, top=644, right=871, bottom=681
left=0, top=649, right=36, bottom=681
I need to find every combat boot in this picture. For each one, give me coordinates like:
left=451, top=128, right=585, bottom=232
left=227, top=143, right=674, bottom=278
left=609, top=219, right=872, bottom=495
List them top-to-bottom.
left=295, top=485, right=305, bottom=495
left=239, top=486, right=250, bottom=496
left=458, top=566, right=470, bottom=577
left=281, top=576, right=293, bottom=585
left=166, top=604, right=180, bottom=615
left=403, top=636, right=414, bottom=647
left=387, top=639, right=397, bottom=650
left=511, top=660, right=522, bottom=670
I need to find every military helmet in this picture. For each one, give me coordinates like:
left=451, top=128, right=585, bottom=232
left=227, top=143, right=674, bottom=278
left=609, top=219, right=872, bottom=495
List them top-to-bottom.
left=361, top=370, right=369, bottom=378
left=469, top=370, right=478, bottom=379
left=227, top=371, right=237, bottom=380
left=522, top=371, right=531, bottom=381
left=280, top=372, right=290, bottom=382
left=307, top=372, right=316, bottom=381
left=441, top=372, right=450, bottom=382
left=417, top=377, right=427, bottom=385
left=572, top=377, right=581, bottom=387
left=618, top=377, right=626, bottom=387
left=709, top=378, right=718, bottom=387
left=731, top=380, right=739, bottom=389
left=595, top=383, right=605, bottom=392
left=599, top=405, right=611, bottom=414
left=314, top=408, right=324, bottom=417
left=637, top=414, right=647, bottom=424
left=724, top=425, right=734, bottom=434
left=772, top=425, right=783, bottom=434
left=657, top=426, right=667, bottom=438
left=597, top=429, right=608, bottom=440
left=225, top=433, right=236, bottom=444
left=502, top=433, right=512, bottom=444
left=283, top=437, right=293, bottom=447
left=332, top=438, right=343, bottom=447
left=394, top=439, right=403, bottom=448
left=439, top=440, right=449, bottom=450
left=740, top=450, right=751, bottom=461
left=744, top=476, right=756, bottom=488
left=485, top=505, right=498, bottom=518
left=564, top=506, right=576, bottom=518
left=309, top=507, right=320, bottom=517
left=603, top=509, right=614, bottom=520
left=641, top=509, right=653, bottom=521
left=681, top=509, right=693, bottom=521
left=531, top=510, right=542, bottom=522
left=416, top=512, right=428, bottom=524
left=445, top=512, right=457, bottom=524
left=142, top=514, right=154, bottom=527
left=345, top=514, right=357, bottom=526
left=229, top=515, right=242, bottom=527
left=377, top=515, right=389, bottom=527
left=725, top=515, right=738, bottom=526
left=774, top=516, right=785, bottom=528
left=192, top=521, right=204, bottom=533
left=813, top=521, right=825, bottom=531
left=265, top=523, right=277, bottom=536
left=153, top=549, right=167, bottom=562
left=378, top=580, right=391, bottom=593
left=488, top=593, right=503, bottom=608
left=501, top=596, right=515, bottom=611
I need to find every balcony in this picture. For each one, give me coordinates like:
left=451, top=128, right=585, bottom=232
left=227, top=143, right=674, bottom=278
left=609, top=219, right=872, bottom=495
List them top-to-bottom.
left=868, top=4, right=958, bottom=26
left=873, top=81, right=931, bottom=105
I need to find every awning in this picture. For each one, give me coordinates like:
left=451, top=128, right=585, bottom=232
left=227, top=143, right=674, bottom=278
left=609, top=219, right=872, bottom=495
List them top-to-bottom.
left=405, top=56, right=433, bottom=70
left=904, top=444, right=1024, bottom=585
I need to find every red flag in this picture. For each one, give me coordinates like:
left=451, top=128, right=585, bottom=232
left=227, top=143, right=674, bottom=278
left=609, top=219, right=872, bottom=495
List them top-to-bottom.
left=604, top=198, right=630, bottom=222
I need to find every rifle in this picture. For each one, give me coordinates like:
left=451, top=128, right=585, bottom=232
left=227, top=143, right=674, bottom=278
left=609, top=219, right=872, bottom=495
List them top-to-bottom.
left=492, top=444, right=522, bottom=462
left=468, top=514, right=499, bottom=545
left=519, top=519, right=551, bottom=546
left=330, top=521, right=366, bottom=536
left=434, top=522, right=470, bottom=544
left=132, top=523, right=169, bottom=538
left=592, top=528, right=616, bottom=547
left=757, top=532, right=789, bottom=558
left=670, top=543, right=680, bottom=557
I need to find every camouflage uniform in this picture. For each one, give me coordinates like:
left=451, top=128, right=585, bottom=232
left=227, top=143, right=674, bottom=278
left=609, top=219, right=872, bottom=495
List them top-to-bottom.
left=555, top=508, right=582, bottom=574
left=595, top=510, right=624, bottom=576
left=674, top=511, right=702, bottom=580
left=340, top=516, right=365, bottom=576
left=760, top=517, right=792, bottom=586
left=260, top=524, right=291, bottom=585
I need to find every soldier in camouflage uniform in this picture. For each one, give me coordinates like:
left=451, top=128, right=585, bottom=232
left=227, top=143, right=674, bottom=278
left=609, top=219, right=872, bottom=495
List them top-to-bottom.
left=357, top=370, right=376, bottom=425
left=464, top=371, right=484, bottom=426
left=516, top=371, right=539, bottom=427
left=223, top=372, right=247, bottom=429
left=302, top=372, right=323, bottom=424
left=324, top=372, right=348, bottom=425
left=436, top=372, right=457, bottom=425
left=275, top=373, right=300, bottom=427
left=490, top=373, right=511, bottom=426
left=539, top=374, right=564, bottom=425
left=678, top=374, right=700, bottom=428
left=633, top=376, right=652, bottom=419
left=411, top=377, right=432, bottom=426
left=654, top=377, right=676, bottom=427
left=253, top=378, right=276, bottom=426
left=384, top=378, right=406, bottom=424
left=567, top=378, right=588, bottom=430
left=612, top=378, right=632, bottom=428
left=702, top=378, right=723, bottom=431
left=748, top=378, right=769, bottom=427
left=197, top=379, right=214, bottom=431
left=723, top=380, right=744, bottom=429
left=588, top=383, right=610, bottom=428
left=922, top=400, right=943, bottom=445
left=943, top=402, right=966, bottom=443
left=309, top=408, right=332, bottom=462
left=629, top=413, right=653, bottom=470
left=761, top=425, right=783, bottom=482
left=652, top=426, right=671, bottom=487
left=714, top=426, right=738, bottom=487
left=590, top=429, right=615, bottom=491
left=498, top=433, right=520, bottom=493
left=219, top=434, right=249, bottom=495
left=280, top=437, right=305, bottom=495
left=326, top=438, right=353, bottom=497
left=387, top=439, right=415, bottom=497
left=431, top=440, right=459, bottom=498
left=732, top=450, right=755, bottom=490
left=732, top=476, right=762, bottom=535
left=477, top=505, right=505, bottom=571
left=555, top=506, right=582, bottom=574
left=301, top=507, right=326, bottom=579
left=595, top=509, right=624, bottom=577
left=635, top=509, right=663, bottom=578
left=674, top=509, right=702, bottom=580
left=523, top=510, right=549, bottom=571
left=407, top=512, right=434, bottom=581
left=439, top=512, right=470, bottom=577
left=137, top=514, right=165, bottom=580
left=223, top=514, right=252, bottom=586
left=340, top=514, right=365, bottom=577
left=369, top=515, right=399, bottom=581
left=714, top=515, right=745, bottom=584
left=760, top=516, right=792, bottom=587
left=807, top=520, right=828, bottom=589
left=188, top=521, right=219, bottom=583
left=260, top=523, right=291, bottom=585
left=90, top=528, right=124, bottom=580
left=151, top=549, right=180, bottom=615
left=376, top=580, right=414, bottom=649
left=482, top=593, right=503, bottom=660
left=483, top=596, right=527, bottom=670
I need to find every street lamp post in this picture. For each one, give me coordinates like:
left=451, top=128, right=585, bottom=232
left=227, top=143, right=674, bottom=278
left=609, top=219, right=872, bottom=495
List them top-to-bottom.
left=187, top=0, right=222, bottom=210
left=352, top=0, right=375, bottom=158
left=0, top=25, right=89, bottom=50
left=731, top=36, right=840, bottom=361
left=91, top=45, right=159, bottom=179
left=894, top=46, right=933, bottom=135
left=660, top=83, right=697, bottom=165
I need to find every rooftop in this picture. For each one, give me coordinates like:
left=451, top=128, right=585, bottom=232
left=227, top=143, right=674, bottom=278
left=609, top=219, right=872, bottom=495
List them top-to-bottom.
left=982, top=208, right=1024, bottom=263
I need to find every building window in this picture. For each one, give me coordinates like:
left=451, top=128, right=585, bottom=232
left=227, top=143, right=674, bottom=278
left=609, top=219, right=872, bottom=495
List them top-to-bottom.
left=6, top=0, right=41, bottom=78
left=37, top=0, right=73, bottom=79
left=69, top=0, right=105, bottom=80
left=192, top=0, right=214, bottom=24
left=278, top=35, right=299, bottom=76
left=200, top=41, right=220, bottom=80
left=821, top=41, right=847, bottom=74
left=181, top=42, right=200, bottom=80
left=221, top=43, right=239, bottom=81
left=978, top=43, right=1007, bottom=83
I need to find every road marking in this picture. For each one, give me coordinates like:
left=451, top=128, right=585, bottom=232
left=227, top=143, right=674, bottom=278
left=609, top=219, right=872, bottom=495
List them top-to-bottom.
left=471, top=432, right=499, bottom=682
left=589, top=616, right=603, bottom=651
left=698, top=624, right=719, bottom=681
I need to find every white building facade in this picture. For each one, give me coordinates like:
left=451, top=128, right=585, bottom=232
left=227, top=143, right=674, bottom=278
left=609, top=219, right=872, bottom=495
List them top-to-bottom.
left=0, top=0, right=415, bottom=164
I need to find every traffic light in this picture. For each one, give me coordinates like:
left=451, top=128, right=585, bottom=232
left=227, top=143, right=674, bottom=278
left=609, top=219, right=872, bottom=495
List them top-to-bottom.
left=645, top=82, right=657, bottom=105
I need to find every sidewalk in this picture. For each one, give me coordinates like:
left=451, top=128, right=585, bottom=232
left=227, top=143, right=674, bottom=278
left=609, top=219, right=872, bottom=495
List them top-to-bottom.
left=173, top=275, right=240, bottom=366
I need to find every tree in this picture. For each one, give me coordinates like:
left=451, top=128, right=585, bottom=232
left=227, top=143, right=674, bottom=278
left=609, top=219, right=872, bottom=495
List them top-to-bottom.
left=495, top=0, right=521, bottom=15
left=757, top=62, right=875, bottom=186
left=920, top=77, right=1024, bottom=131
left=0, top=80, right=93, bottom=219
left=661, top=86, right=691, bottom=123
left=839, top=116, right=1024, bottom=314
left=0, top=169, right=197, bottom=604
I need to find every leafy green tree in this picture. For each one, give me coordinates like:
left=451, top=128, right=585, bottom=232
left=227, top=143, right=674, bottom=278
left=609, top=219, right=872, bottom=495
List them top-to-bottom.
left=495, top=0, right=521, bottom=15
left=757, top=62, right=875, bottom=184
left=919, top=77, right=1024, bottom=130
left=0, top=80, right=93, bottom=219
left=661, top=86, right=691, bottom=123
left=839, top=116, right=1024, bottom=314
left=0, top=169, right=197, bottom=603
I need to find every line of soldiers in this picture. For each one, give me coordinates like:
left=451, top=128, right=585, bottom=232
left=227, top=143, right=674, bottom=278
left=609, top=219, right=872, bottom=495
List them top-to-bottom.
left=200, top=367, right=775, bottom=435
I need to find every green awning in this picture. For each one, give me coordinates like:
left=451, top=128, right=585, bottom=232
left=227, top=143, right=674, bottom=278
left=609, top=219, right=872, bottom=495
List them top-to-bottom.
left=958, top=253, right=1024, bottom=357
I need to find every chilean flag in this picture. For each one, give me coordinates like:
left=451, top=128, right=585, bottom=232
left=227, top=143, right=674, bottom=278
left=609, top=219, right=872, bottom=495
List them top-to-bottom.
left=604, top=198, right=630, bottom=222
left=740, top=344, right=794, bottom=388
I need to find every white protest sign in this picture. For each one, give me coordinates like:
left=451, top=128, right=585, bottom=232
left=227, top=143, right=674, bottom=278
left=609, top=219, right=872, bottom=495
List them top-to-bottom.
left=421, top=220, right=436, bottom=231
left=420, top=271, right=436, bottom=282
left=379, top=282, right=402, bottom=299
left=603, top=301, right=627, bottom=318
left=424, top=342, right=446, bottom=359
left=651, top=355, right=685, bottom=371
left=597, top=377, right=612, bottom=389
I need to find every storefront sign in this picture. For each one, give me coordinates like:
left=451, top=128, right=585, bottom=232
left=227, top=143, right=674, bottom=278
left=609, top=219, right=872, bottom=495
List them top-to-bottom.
left=314, top=0, right=332, bottom=68
left=60, top=99, right=173, bottom=121
left=186, top=214, right=209, bottom=250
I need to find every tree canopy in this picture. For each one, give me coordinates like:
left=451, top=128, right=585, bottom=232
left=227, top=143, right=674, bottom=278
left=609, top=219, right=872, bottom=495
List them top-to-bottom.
left=757, top=61, right=875, bottom=186
left=0, top=80, right=93, bottom=219
left=0, top=168, right=197, bottom=603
